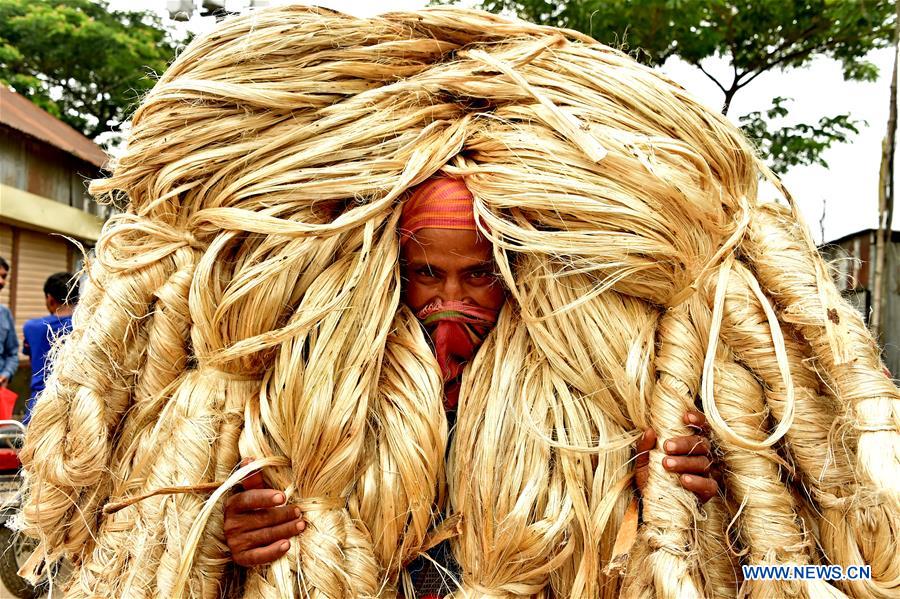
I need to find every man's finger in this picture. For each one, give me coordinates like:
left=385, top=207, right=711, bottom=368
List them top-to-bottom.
left=683, top=409, right=709, bottom=432
left=633, top=429, right=656, bottom=494
left=635, top=429, right=656, bottom=457
left=663, top=435, right=711, bottom=457
left=662, top=455, right=712, bottom=475
left=709, top=463, right=725, bottom=485
left=240, top=469, right=267, bottom=491
left=680, top=474, right=718, bottom=504
left=226, top=489, right=286, bottom=514
left=224, top=504, right=301, bottom=535
left=232, top=518, right=305, bottom=554
left=233, top=538, right=292, bottom=568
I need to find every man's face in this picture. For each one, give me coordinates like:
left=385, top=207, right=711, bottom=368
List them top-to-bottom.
left=401, top=228, right=506, bottom=313
left=0, top=268, right=7, bottom=293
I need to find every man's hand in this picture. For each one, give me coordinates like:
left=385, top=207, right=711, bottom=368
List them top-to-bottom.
left=0, top=375, right=7, bottom=387
left=635, top=409, right=720, bottom=504
left=223, top=467, right=306, bottom=567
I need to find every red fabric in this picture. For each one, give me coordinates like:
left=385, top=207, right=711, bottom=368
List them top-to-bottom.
left=400, top=177, right=477, bottom=245
left=415, top=299, right=499, bottom=409
left=0, top=386, right=16, bottom=421
left=0, top=448, right=19, bottom=471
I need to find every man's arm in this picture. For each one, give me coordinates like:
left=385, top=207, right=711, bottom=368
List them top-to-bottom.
left=0, top=308, right=19, bottom=385
left=21, top=320, right=32, bottom=357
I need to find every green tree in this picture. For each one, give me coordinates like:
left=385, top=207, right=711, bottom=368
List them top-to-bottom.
left=0, top=0, right=178, bottom=143
left=446, top=0, right=895, bottom=173
left=738, top=97, right=862, bottom=174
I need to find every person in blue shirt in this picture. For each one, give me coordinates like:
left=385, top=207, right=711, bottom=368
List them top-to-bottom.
left=0, top=256, right=19, bottom=391
left=21, top=272, right=78, bottom=425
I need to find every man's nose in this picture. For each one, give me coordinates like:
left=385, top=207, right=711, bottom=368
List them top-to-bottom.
left=441, top=275, right=465, bottom=301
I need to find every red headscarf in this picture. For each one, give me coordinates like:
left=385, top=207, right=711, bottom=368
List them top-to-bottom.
left=399, top=177, right=479, bottom=245
left=402, top=177, right=500, bottom=409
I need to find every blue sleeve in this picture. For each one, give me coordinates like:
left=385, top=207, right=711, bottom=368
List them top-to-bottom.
left=0, top=308, right=18, bottom=379
left=21, top=319, right=30, bottom=357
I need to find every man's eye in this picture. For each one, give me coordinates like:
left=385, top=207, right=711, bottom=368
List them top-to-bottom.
left=416, top=267, right=437, bottom=278
left=468, top=270, right=495, bottom=282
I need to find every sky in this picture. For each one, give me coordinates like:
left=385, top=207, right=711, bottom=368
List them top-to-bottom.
left=109, top=0, right=899, bottom=243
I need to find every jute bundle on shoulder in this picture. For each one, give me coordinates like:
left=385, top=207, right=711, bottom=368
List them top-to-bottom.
left=19, top=5, right=898, bottom=598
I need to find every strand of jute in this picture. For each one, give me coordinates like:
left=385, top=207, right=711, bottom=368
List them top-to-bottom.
left=744, top=204, right=900, bottom=501
left=241, top=216, right=399, bottom=599
left=22, top=243, right=181, bottom=569
left=700, top=254, right=797, bottom=452
left=499, top=255, right=653, bottom=597
left=20, top=258, right=173, bottom=575
left=705, top=258, right=900, bottom=598
left=621, top=299, right=704, bottom=599
left=349, top=306, right=447, bottom=593
left=449, top=313, right=579, bottom=597
left=712, top=354, right=848, bottom=599
left=101, top=474, right=344, bottom=517
left=695, top=497, right=741, bottom=598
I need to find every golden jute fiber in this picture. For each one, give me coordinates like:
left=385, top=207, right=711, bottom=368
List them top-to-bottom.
left=18, top=6, right=899, bottom=598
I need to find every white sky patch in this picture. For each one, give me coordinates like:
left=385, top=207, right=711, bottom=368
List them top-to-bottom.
left=108, top=0, right=899, bottom=242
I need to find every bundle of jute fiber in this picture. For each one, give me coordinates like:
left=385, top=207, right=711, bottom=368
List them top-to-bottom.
left=18, top=5, right=898, bottom=598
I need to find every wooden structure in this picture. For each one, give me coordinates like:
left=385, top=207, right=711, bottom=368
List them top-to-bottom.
left=0, top=87, right=108, bottom=407
left=821, top=228, right=900, bottom=377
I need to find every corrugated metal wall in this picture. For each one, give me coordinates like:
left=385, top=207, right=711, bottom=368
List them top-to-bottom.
left=0, top=128, right=95, bottom=209
left=13, top=230, right=72, bottom=358
left=883, top=242, right=900, bottom=378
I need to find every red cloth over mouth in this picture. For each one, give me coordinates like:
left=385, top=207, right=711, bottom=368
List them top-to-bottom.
left=415, top=299, right=499, bottom=409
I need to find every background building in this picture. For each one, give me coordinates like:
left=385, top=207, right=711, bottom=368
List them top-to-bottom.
left=0, top=86, right=110, bottom=415
left=821, top=230, right=900, bottom=377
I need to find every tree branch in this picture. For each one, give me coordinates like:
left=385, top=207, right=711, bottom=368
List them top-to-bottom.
left=761, top=20, right=829, bottom=68
left=737, top=35, right=856, bottom=89
left=716, top=46, right=744, bottom=114
left=693, top=61, right=728, bottom=95
left=733, top=65, right=769, bottom=90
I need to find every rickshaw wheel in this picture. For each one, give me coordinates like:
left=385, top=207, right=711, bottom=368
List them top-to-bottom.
left=0, top=526, right=38, bottom=599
